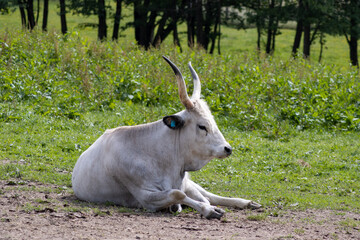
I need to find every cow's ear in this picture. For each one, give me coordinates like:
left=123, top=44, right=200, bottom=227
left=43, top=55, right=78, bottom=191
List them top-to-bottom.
left=163, top=115, right=185, bottom=130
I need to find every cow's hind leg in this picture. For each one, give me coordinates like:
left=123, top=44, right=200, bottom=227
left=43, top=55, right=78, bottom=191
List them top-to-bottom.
left=185, top=178, right=261, bottom=209
left=138, top=189, right=224, bottom=219
left=169, top=204, right=182, bottom=213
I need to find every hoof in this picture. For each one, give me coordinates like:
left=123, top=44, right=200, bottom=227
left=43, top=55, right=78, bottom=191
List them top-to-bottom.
left=248, top=201, right=262, bottom=209
left=169, top=204, right=182, bottom=213
left=205, top=207, right=225, bottom=220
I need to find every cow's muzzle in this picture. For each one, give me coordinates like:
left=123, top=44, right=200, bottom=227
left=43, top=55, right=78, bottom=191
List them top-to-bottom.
left=224, top=146, right=232, bottom=156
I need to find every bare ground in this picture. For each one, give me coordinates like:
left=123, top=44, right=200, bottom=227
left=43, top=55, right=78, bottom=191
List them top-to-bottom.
left=1, top=180, right=359, bottom=240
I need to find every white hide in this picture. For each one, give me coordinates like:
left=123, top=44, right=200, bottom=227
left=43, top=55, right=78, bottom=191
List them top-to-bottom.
left=72, top=57, right=261, bottom=219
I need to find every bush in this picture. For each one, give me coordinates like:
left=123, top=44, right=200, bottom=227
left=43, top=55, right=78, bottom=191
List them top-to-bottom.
left=1, top=30, right=359, bottom=131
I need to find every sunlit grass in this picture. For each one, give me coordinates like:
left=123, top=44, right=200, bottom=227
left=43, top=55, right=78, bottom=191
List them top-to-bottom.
left=0, top=2, right=355, bottom=67
left=0, top=19, right=359, bottom=213
left=1, top=103, right=359, bottom=211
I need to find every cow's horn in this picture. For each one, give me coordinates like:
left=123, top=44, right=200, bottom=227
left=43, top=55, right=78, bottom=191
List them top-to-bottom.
left=163, top=56, right=194, bottom=109
left=188, top=62, right=201, bottom=100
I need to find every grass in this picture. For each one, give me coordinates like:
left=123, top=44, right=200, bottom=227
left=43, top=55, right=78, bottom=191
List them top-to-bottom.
left=0, top=1, right=356, bottom=68
left=0, top=25, right=359, bottom=214
left=1, top=102, right=360, bottom=212
left=193, top=129, right=360, bottom=211
left=246, top=213, right=267, bottom=221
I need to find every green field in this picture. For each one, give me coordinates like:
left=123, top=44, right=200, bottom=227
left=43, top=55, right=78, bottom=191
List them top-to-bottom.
left=1, top=0, right=360, bottom=218
left=0, top=2, right=354, bottom=68
left=1, top=28, right=359, bottom=215
left=2, top=106, right=359, bottom=212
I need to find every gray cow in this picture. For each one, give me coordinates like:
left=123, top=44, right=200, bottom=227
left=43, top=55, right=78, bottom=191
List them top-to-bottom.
left=72, top=56, right=261, bottom=219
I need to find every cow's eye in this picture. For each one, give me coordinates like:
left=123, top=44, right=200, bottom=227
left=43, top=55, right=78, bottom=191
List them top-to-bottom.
left=198, top=125, right=208, bottom=132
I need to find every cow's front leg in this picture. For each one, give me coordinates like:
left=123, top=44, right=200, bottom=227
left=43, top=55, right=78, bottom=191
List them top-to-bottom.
left=185, top=178, right=262, bottom=209
left=138, top=189, right=224, bottom=219
left=169, top=204, right=182, bottom=213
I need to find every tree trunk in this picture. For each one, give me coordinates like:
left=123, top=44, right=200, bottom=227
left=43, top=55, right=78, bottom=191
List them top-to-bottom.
left=26, top=0, right=36, bottom=30
left=35, top=0, right=40, bottom=25
left=42, top=0, right=49, bottom=31
left=59, top=0, right=67, bottom=34
left=98, top=0, right=107, bottom=40
left=112, top=0, right=122, bottom=40
left=134, top=0, right=150, bottom=48
left=172, top=0, right=182, bottom=51
left=187, top=0, right=195, bottom=48
left=195, top=0, right=205, bottom=49
left=209, top=0, right=221, bottom=54
left=266, top=0, right=275, bottom=54
left=271, top=0, right=281, bottom=53
left=292, top=0, right=303, bottom=56
left=302, top=0, right=311, bottom=59
left=348, top=0, right=359, bottom=67
left=19, top=1, right=27, bottom=28
left=134, top=1, right=142, bottom=44
left=203, top=1, right=213, bottom=51
left=146, top=10, right=157, bottom=48
left=152, top=11, right=170, bottom=46
left=217, top=17, right=221, bottom=55
left=173, top=18, right=182, bottom=52
left=271, top=19, right=278, bottom=53
left=209, top=21, right=218, bottom=54
left=292, top=21, right=303, bottom=56
left=256, top=22, right=261, bottom=52
left=303, top=22, right=310, bottom=59
left=318, top=32, right=324, bottom=62
left=349, top=35, right=358, bottom=67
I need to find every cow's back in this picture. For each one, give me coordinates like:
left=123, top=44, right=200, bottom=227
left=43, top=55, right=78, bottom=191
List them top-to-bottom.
left=71, top=121, right=167, bottom=207
left=71, top=131, right=138, bottom=206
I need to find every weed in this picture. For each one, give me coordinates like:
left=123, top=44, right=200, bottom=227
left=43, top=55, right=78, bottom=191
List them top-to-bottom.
left=0, top=31, right=360, bottom=214
left=34, top=198, right=50, bottom=204
left=22, top=203, right=41, bottom=213
left=63, top=206, right=86, bottom=213
left=116, top=207, right=134, bottom=214
left=92, top=208, right=111, bottom=216
left=246, top=214, right=267, bottom=221
left=338, top=218, right=360, bottom=230
left=293, top=228, right=305, bottom=235
left=330, top=233, right=339, bottom=240
left=272, top=235, right=295, bottom=240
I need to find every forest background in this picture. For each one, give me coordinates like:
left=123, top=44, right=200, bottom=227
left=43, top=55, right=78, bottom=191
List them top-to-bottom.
left=0, top=0, right=359, bottom=67
left=0, top=0, right=359, bottom=223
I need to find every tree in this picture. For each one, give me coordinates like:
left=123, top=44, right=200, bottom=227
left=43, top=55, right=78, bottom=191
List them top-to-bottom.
left=0, top=0, right=13, bottom=14
left=9, top=0, right=39, bottom=30
left=26, top=0, right=36, bottom=30
left=42, top=0, right=49, bottom=31
left=59, top=0, right=67, bottom=34
left=67, top=0, right=110, bottom=40
left=98, top=0, right=107, bottom=40
left=112, top=0, right=122, bottom=40
left=130, top=0, right=183, bottom=49
left=132, top=0, right=155, bottom=48
left=185, top=0, right=223, bottom=53
left=185, top=0, right=195, bottom=48
left=209, top=0, right=221, bottom=54
left=241, top=0, right=268, bottom=52
left=265, top=0, right=289, bottom=54
left=290, top=0, right=327, bottom=59
left=292, top=0, right=303, bottom=56
left=335, top=0, right=360, bottom=67
left=345, top=0, right=360, bottom=67
left=18, top=1, right=26, bottom=28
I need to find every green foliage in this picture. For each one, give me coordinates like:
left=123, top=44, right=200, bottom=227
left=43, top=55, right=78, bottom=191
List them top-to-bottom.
left=0, top=30, right=359, bottom=212
left=1, top=30, right=359, bottom=131
left=194, top=130, right=360, bottom=210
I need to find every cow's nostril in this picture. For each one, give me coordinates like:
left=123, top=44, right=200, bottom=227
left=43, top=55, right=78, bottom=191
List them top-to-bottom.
left=224, top=146, right=232, bottom=155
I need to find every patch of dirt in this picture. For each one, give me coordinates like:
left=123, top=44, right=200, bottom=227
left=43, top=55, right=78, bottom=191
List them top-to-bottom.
left=0, top=180, right=359, bottom=240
